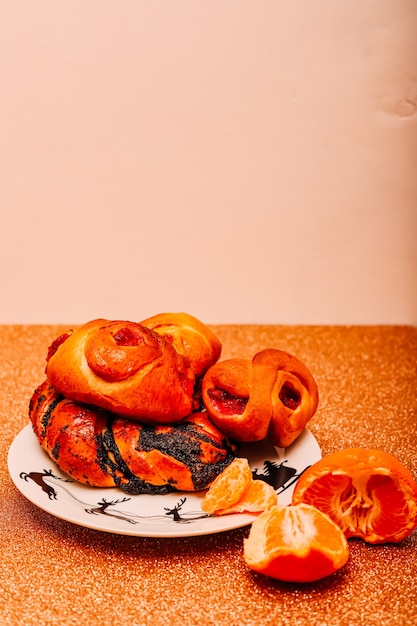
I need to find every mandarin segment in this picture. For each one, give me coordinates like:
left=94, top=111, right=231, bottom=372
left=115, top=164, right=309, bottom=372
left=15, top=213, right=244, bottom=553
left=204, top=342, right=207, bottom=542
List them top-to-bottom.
left=292, top=448, right=417, bottom=544
left=201, top=457, right=253, bottom=514
left=215, top=479, right=278, bottom=516
left=243, top=503, right=349, bottom=582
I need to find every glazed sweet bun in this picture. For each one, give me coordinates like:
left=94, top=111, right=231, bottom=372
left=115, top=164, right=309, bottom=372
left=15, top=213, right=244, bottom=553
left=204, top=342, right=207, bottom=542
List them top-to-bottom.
left=140, top=312, right=222, bottom=378
left=45, top=319, right=195, bottom=423
left=201, top=348, right=319, bottom=448
left=29, top=380, right=236, bottom=494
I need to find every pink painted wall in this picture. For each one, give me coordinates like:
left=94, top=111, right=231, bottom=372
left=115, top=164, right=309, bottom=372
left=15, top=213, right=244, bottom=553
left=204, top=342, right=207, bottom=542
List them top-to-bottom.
left=1, top=1, right=416, bottom=324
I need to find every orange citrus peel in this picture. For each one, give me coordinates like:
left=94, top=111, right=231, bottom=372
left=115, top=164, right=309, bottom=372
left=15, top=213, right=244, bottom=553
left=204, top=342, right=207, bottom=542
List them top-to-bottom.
left=292, top=448, right=417, bottom=544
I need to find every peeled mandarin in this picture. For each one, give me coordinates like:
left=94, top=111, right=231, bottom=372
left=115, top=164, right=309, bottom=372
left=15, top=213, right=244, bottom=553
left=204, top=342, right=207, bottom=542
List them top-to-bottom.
left=243, top=503, right=349, bottom=583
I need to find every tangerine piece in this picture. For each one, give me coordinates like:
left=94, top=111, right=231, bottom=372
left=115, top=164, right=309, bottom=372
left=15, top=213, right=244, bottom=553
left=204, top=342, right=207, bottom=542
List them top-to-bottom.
left=292, top=448, right=417, bottom=544
left=201, top=457, right=253, bottom=515
left=215, top=479, right=278, bottom=516
left=243, top=503, right=349, bottom=582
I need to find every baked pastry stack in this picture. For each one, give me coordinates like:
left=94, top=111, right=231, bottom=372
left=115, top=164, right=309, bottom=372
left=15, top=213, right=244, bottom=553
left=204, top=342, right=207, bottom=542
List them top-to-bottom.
left=29, top=312, right=319, bottom=495
left=30, top=314, right=233, bottom=494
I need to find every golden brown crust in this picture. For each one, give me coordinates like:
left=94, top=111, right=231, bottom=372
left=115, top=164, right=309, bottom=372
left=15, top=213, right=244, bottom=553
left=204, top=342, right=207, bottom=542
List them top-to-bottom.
left=140, top=312, right=222, bottom=378
left=45, top=319, right=195, bottom=423
left=201, top=348, right=319, bottom=448
left=29, top=380, right=236, bottom=494
left=29, top=380, right=117, bottom=487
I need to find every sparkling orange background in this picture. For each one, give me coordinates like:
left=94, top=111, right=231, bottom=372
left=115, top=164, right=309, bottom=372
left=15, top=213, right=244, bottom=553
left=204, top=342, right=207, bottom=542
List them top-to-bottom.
left=1, top=323, right=417, bottom=625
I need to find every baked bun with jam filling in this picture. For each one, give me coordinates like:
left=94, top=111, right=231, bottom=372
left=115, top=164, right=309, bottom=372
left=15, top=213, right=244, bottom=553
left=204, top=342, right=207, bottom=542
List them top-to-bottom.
left=45, top=319, right=195, bottom=424
left=201, top=348, right=319, bottom=448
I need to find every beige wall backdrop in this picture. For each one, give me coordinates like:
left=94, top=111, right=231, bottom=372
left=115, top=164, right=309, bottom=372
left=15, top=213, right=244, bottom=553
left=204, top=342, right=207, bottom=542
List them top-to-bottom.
left=1, top=0, right=416, bottom=325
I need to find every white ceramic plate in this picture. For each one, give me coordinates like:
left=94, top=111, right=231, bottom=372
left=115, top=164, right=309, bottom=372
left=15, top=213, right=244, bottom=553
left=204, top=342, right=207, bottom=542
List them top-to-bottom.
left=8, top=424, right=321, bottom=538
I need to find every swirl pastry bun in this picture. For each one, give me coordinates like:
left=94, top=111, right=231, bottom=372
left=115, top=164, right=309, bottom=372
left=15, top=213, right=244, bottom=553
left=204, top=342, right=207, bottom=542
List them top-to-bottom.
left=140, top=312, right=222, bottom=378
left=45, top=319, right=195, bottom=423
left=201, top=348, right=319, bottom=448
left=29, top=380, right=236, bottom=494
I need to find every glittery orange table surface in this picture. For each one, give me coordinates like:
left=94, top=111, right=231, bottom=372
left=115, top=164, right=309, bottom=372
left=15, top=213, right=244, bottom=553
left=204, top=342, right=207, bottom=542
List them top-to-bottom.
left=1, top=325, right=417, bottom=626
